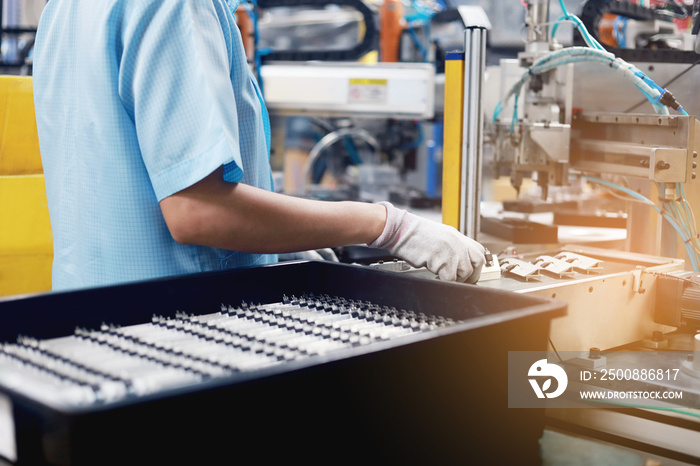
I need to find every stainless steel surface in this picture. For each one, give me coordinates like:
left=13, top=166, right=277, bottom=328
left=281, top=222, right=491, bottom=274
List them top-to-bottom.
left=572, top=61, right=700, bottom=119
left=571, top=114, right=700, bottom=184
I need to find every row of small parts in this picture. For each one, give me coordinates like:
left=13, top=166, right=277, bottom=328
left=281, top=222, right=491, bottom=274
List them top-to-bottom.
left=499, top=252, right=603, bottom=280
left=277, top=293, right=455, bottom=328
left=0, top=296, right=460, bottom=408
left=214, top=299, right=438, bottom=349
left=0, top=306, right=353, bottom=408
left=0, top=334, right=201, bottom=407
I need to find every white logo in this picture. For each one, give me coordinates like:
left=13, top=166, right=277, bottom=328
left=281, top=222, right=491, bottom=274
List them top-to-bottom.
left=528, top=359, right=568, bottom=399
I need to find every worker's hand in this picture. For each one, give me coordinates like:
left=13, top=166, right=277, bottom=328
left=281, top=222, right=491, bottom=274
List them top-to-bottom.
left=368, top=202, right=486, bottom=283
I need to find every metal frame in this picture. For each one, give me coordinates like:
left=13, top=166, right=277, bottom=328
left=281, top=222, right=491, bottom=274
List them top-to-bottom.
left=459, top=26, right=487, bottom=239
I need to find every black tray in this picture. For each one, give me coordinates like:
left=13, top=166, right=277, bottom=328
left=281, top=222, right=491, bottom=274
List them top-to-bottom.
left=0, top=261, right=566, bottom=465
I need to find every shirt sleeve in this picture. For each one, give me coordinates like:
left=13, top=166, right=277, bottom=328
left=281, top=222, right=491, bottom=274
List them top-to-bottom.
left=118, top=0, right=244, bottom=201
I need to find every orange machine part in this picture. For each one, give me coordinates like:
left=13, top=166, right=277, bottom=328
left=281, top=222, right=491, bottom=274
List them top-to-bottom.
left=379, top=0, right=406, bottom=62
left=598, top=13, right=620, bottom=47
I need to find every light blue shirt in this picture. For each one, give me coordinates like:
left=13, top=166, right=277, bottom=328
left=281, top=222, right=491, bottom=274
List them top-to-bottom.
left=33, top=0, right=277, bottom=291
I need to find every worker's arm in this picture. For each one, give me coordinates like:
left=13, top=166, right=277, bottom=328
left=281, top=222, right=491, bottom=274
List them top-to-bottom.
left=159, top=167, right=386, bottom=254
left=160, top=167, right=486, bottom=282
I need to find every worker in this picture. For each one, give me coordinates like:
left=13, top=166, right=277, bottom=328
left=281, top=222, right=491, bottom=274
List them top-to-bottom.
left=32, top=0, right=486, bottom=292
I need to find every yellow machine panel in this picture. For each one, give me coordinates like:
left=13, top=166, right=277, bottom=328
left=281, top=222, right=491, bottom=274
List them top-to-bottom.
left=441, top=54, right=464, bottom=231
left=0, top=76, right=52, bottom=296
left=0, top=76, right=43, bottom=175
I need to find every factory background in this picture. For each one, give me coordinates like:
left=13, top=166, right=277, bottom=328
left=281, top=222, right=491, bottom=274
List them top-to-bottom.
left=1, top=0, right=700, bottom=464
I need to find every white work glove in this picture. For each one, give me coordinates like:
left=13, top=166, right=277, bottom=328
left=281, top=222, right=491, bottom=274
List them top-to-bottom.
left=368, top=202, right=486, bottom=283
left=279, top=248, right=340, bottom=262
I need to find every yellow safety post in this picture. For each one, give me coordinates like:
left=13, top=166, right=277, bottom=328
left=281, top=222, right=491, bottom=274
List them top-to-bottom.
left=441, top=52, right=464, bottom=230
left=0, top=76, right=52, bottom=296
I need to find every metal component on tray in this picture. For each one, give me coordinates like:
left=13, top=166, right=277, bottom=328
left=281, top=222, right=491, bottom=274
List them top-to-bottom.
left=369, top=250, right=503, bottom=282
left=480, top=250, right=501, bottom=281
left=553, top=251, right=603, bottom=273
left=531, top=255, right=576, bottom=278
left=499, top=257, right=541, bottom=281
left=369, top=259, right=417, bottom=273
left=639, top=330, right=669, bottom=350
left=561, top=347, right=607, bottom=370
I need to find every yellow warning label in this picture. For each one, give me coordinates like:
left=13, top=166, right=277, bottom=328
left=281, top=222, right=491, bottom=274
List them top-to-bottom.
left=348, top=78, right=388, bottom=103
left=349, top=78, right=388, bottom=86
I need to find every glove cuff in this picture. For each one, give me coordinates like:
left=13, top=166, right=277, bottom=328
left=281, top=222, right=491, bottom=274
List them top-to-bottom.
left=367, top=202, right=411, bottom=250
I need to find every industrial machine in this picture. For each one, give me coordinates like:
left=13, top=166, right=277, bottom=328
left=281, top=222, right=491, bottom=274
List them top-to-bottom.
left=0, top=0, right=36, bottom=72
left=246, top=0, right=491, bottom=203
left=426, top=0, right=700, bottom=462
left=434, top=0, right=700, bottom=346
left=482, top=1, right=700, bottom=260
